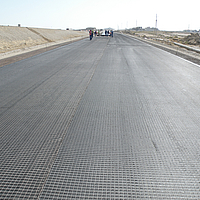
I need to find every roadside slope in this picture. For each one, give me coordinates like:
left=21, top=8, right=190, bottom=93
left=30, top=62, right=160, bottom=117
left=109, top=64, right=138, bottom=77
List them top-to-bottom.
left=0, top=26, right=88, bottom=54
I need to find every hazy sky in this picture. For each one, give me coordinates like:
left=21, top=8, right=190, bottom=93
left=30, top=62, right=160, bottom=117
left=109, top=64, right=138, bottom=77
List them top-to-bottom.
left=1, top=0, right=200, bottom=31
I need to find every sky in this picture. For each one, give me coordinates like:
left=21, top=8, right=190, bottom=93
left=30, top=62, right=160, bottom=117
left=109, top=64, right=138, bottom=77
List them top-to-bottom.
left=1, top=0, right=200, bottom=31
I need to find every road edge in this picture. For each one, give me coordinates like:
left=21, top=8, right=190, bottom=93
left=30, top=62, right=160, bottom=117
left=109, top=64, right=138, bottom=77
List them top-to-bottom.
left=122, top=33, right=200, bottom=66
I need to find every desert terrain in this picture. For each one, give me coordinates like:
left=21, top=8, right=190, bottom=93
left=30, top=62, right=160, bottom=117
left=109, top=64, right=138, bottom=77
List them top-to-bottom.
left=124, top=30, right=200, bottom=47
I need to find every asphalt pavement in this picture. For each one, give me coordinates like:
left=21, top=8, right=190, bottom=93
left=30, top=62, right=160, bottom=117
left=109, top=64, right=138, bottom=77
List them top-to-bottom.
left=0, top=33, right=200, bottom=199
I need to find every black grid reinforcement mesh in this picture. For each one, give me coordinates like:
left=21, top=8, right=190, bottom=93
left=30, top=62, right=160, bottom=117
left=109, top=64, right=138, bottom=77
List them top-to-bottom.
left=1, top=34, right=200, bottom=199
left=40, top=35, right=200, bottom=199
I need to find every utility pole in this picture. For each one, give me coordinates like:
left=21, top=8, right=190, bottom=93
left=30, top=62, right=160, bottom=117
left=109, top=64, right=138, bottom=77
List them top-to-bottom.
left=155, top=14, right=158, bottom=35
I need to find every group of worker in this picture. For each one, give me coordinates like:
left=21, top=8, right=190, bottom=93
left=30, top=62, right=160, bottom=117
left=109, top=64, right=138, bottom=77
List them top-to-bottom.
left=89, top=30, right=113, bottom=40
left=104, top=30, right=114, bottom=37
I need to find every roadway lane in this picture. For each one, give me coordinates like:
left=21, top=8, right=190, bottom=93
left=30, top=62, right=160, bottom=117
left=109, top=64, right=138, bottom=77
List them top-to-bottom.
left=1, top=33, right=200, bottom=199
left=0, top=37, right=108, bottom=199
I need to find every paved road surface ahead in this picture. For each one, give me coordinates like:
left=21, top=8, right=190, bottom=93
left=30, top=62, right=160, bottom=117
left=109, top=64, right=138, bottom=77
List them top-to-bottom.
left=0, top=34, right=200, bottom=199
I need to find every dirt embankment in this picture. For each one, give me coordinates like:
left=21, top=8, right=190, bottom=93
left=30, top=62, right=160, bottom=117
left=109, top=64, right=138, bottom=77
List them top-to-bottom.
left=0, top=26, right=88, bottom=54
left=123, top=30, right=200, bottom=47
left=178, top=33, right=200, bottom=45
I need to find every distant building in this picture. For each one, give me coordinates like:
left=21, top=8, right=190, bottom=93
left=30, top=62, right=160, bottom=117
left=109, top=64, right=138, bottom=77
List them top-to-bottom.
left=86, top=27, right=96, bottom=31
left=104, top=27, right=114, bottom=30
left=130, top=27, right=143, bottom=31
left=145, top=27, right=159, bottom=31
left=183, top=29, right=198, bottom=33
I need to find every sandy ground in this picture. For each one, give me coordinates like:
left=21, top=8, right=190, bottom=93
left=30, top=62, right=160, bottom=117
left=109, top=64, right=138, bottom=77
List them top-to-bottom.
left=0, top=26, right=88, bottom=59
left=123, top=30, right=200, bottom=50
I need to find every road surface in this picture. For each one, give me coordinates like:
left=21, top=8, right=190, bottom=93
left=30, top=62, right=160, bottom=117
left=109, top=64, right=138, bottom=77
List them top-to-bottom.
left=0, top=33, right=200, bottom=199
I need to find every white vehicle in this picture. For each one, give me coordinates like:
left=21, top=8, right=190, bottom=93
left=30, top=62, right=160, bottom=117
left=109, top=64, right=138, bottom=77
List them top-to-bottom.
left=101, top=30, right=111, bottom=36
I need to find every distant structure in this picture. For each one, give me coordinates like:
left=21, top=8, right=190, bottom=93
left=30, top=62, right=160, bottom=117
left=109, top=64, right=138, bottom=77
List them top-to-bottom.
left=155, top=14, right=157, bottom=30
left=126, top=26, right=159, bottom=32
left=86, top=27, right=96, bottom=31
left=104, top=27, right=114, bottom=30
left=130, top=27, right=143, bottom=31
left=145, top=27, right=158, bottom=32
left=183, top=29, right=199, bottom=33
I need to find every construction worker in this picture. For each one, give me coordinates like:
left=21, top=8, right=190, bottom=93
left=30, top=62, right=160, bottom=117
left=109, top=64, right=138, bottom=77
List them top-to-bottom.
left=89, top=30, right=92, bottom=40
